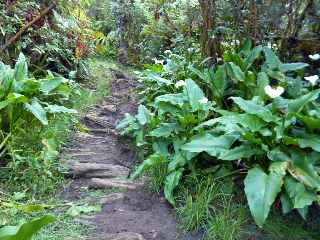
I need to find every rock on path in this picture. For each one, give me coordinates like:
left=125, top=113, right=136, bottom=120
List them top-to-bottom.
left=59, top=68, right=203, bottom=240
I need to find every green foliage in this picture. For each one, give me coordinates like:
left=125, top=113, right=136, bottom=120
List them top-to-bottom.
left=0, top=1, right=93, bottom=79
left=118, top=43, right=320, bottom=228
left=0, top=52, right=75, bottom=141
left=176, top=177, right=220, bottom=231
left=206, top=196, right=247, bottom=240
left=0, top=215, right=55, bottom=240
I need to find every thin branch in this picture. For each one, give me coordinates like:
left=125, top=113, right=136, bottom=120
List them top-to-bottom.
left=0, top=3, right=57, bottom=52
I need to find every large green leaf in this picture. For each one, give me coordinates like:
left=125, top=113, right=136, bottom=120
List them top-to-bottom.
left=244, top=45, right=263, bottom=69
left=263, top=47, right=282, bottom=69
left=14, top=53, right=28, bottom=82
left=226, top=62, right=245, bottom=82
left=279, top=63, right=309, bottom=72
left=188, top=65, right=208, bottom=83
left=212, top=65, right=227, bottom=97
left=255, top=72, right=269, bottom=98
left=147, top=73, right=172, bottom=86
left=40, top=77, right=65, bottom=94
left=184, top=79, right=205, bottom=111
left=288, top=90, right=320, bottom=113
left=155, top=94, right=185, bottom=108
left=231, top=97, right=274, bottom=122
left=24, top=99, right=48, bottom=125
left=45, top=105, right=77, bottom=114
left=136, top=105, right=151, bottom=126
left=196, top=113, right=267, bottom=132
left=296, top=115, right=320, bottom=131
left=149, top=123, right=179, bottom=137
left=181, top=133, right=237, bottom=157
left=297, top=135, right=320, bottom=152
left=219, top=145, right=263, bottom=161
left=288, top=151, right=320, bottom=190
left=131, top=154, right=165, bottom=179
left=244, top=162, right=288, bottom=227
left=164, top=170, right=183, bottom=205
left=284, top=176, right=317, bottom=210
left=0, top=215, right=55, bottom=240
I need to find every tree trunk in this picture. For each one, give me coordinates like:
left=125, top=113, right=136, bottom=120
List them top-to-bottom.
left=115, top=0, right=135, bottom=65
left=198, top=0, right=217, bottom=65
left=280, top=0, right=314, bottom=55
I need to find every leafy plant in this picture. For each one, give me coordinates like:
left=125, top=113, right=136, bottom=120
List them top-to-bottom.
left=118, top=44, right=320, bottom=228
left=0, top=53, right=75, bottom=135
left=0, top=215, right=55, bottom=240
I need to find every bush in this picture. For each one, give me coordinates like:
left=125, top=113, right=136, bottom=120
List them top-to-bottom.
left=117, top=42, right=320, bottom=227
left=0, top=53, right=77, bottom=194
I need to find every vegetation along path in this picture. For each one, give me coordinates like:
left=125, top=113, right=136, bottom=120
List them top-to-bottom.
left=59, top=64, right=201, bottom=240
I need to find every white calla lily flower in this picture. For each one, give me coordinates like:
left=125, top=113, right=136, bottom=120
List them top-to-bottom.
left=164, top=50, right=172, bottom=55
left=308, top=53, right=320, bottom=61
left=153, top=58, right=164, bottom=65
left=304, top=75, right=319, bottom=86
left=175, top=80, right=186, bottom=88
left=264, top=85, right=284, bottom=98
left=198, top=97, right=208, bottom=104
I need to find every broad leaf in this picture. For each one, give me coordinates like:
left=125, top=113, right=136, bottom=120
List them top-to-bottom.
left=244, top=45, right=263, bottom=69
left=263, top=47, right=281, bottom=69
left=14, top=53, right=28, bottom=82
left=226, top=62, right=245, bottom=82
left=280, top=63, right=309, bottom=72
left=212, top=65, right=227, bottom=97
left=255, top=72, right=269, bottom=98
left=147, top=73, right=172, bottom=86
left=40, top=77, right=65, bottom=94
left=184, top=79, right=205, bottom=111
left=288, top=90, right=320, bottom=113
left=155, top=94, right=185, bottom=108
left=231, top=97, right=274, bottom=122
left=24, top=99, right=48, bottom=125
left=45, top=105, right=77, bottom=114
left=136, top=105, right=151, bottom=125
left=149, top=123, right=179, bottom=137
left=182, top=133, right=237, bottom=157
left=297, top=135, right=320, bottom=152
left=219, top=145, right=263, bottom=161
left=288, top=151, right=320, bottom=190
left=131, top=154, right=165, bottom=179
left=244, top=162, right=288, bottom=227
left=164, top=170, right=183, bottom=205
left=284, top=176, right=317, bottom=210
left=66, top=204, right=101, bottom=217
left=0, top=215, right=55, bottom=240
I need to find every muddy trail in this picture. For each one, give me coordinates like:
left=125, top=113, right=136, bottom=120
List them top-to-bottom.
left=60, top=68, right=203, bottom=240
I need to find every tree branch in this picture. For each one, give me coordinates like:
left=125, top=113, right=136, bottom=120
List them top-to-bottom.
left=0, top=3, right=56, bottom=52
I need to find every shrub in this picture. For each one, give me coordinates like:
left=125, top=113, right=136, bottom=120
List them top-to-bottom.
left=117, top=43, right=320, bottom=227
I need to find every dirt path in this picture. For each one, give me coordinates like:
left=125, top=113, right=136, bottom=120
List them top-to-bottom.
left=60, top=68, right=203, bottom=240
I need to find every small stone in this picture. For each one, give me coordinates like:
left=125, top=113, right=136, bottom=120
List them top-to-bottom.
left=103, top=104, right=117, bottom=113
left=89, top=178, right=143, bottom=190
left=99, top=193, right=125, bottom=204
left=105, top=232, right=145, bottom=240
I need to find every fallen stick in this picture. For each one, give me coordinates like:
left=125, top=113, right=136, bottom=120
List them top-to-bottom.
left=0, top=3, right=56, bottom=52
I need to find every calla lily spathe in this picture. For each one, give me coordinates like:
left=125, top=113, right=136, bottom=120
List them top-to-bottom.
left=309, top=53, right=320, bottom=61
left=304, top=75, right=319, bottom=86
left=264, top=85, right=284, bottom=98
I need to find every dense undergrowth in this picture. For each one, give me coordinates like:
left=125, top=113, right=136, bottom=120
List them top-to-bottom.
left=118, top=43, right=320, bottom=238
left=0, top=58, right=113, bottom=239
